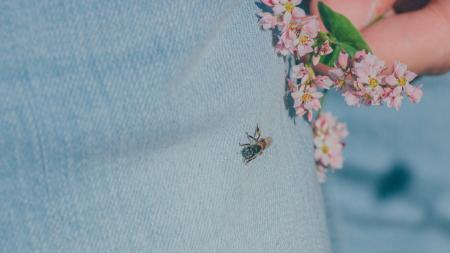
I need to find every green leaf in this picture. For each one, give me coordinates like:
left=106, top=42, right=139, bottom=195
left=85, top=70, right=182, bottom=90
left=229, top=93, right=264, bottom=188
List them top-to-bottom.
left=318, top=1, right=371, bottom=55
left=340, top=42, right=357, bottom=56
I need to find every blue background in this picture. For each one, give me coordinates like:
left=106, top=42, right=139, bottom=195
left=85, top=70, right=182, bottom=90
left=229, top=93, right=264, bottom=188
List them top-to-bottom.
left=324, top=73, right=450, bottom=252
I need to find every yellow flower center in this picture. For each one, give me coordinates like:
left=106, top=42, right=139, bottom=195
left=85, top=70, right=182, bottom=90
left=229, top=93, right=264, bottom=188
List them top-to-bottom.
left=285, top=2, right=294, bottom=13
left=288, top=22, right=298, bottom=31
left=299, top=34, right=309, bottom=45
left=398, top=77, right=407, bottom=87
left=368, top=78, right=378, bottom=88
left=337, top=79, right=345, bottom=88
left=302, top=93, right=313, bottom=102
left=321, top=145, right=330, bottom=154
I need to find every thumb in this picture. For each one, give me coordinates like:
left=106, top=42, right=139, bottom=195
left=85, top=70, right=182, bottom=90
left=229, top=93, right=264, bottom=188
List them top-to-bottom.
left=310, top=0, right=396, bottom=30
left=362, top=0, right=450, bottom=74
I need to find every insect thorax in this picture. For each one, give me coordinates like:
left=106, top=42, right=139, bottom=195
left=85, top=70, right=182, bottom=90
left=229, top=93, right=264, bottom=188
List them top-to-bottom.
left=241, top=145, right=262, bottom=159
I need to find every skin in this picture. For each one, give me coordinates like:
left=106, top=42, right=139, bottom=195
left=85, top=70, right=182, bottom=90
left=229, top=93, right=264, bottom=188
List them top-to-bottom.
left=310, top=0, right=450, bottom=75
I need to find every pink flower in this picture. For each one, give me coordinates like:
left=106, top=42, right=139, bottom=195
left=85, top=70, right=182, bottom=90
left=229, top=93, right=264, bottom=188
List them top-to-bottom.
left=261, top=0, right=279, bottom=7
left=273, top=0, right=304, bottom=23
left=256, top=1, right=424, bottom=183
left=258, top=12, right=278, bottom=30
left=273, top=13, right=318, bottom=58
left=292, top=16, right=319, bottom=58
left=300, top=16, right=319, bottom=38
left=280, top=19, right=302, bottom=37
left=282, top=29, right=298, bottom=46
left=275, top=30, right=299, bottom=56
left=295, top=30, right=314, bottom=57
left=275, top=38, right=290, bottom=56
left=311, top=40, right=332, bottom=66
left=319, top=41, right=333, bottom=56
left=353, top=50, right=367, bottom=62
left=328, top=52, right=351, bottom=90
left=337, top=52, right=349, bottom=70
left=351, top=53, right=386, bottom=105
left=352, top=53, right=385, bottom=88
left=384, top=61, right=422, bottom=105
left=385, top=61, right=417, bottom=87
left=387, top=61, right=422, bottom=103
left=291, top=63, right=308, bottom=80
left=328, top=67, right=349, bottom=89
left=314, top=75, right=333, bottom=89
left=287, top=77, right=298, bottom=93
left=291, top=84, right=323, bottom=121
left=358, top=85, right=383, bottom=106
left=405, top=85, right=423, bottom=103
left=383, top=86, right=403, bottom=110
left=343, top=90, right=360, bottom=106
left=313, top=112, right=347, bottom=173
left=314, top=112, right=348, bottom=141
left=314, top=112, right=336, bottom=133
left=335, top=122, right=349, bottom=140
left=314, top=137, right=344, bottom=168
left=316, top=165, right=327, bottom=183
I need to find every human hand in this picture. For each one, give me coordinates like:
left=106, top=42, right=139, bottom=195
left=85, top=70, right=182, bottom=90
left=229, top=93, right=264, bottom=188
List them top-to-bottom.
left=310, top=0, right=450, bottom=75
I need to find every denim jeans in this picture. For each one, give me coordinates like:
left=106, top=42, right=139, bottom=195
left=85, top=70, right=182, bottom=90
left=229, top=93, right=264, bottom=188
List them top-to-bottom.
left=0, top=0, right=330, bottom=252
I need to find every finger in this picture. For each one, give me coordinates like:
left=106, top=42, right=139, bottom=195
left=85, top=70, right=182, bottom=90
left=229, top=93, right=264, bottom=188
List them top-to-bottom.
left=310, top=0, right=397, bottom=30
left=362, top=0, right=450, bottom=74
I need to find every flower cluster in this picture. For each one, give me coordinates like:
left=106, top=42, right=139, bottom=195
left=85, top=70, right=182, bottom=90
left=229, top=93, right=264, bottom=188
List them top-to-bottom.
left=258, top=0, right=424, bottom=182
left=259, top=0, right=321, bottom=57
left=330, top=52, right=423, bottom=110
left=313, top=113, right=348, bottom=182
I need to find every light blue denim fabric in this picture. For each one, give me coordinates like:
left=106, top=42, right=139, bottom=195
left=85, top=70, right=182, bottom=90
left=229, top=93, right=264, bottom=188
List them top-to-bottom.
left=0, top=1, right=330, bottom=252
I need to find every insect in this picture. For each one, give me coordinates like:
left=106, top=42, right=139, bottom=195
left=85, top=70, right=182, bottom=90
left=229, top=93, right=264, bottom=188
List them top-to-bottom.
left=239, top=125, right=272, bottom=164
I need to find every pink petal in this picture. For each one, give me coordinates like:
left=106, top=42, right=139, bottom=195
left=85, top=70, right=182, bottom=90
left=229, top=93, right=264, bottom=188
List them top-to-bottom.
left=261, top=0, right=274, bottom=7
left=273, top=4, right=285, bottom=15
left=292, top=7, right=305, bottom=18
left=283, top=11, right=292, bottom=23
left=258, top=12, right=277, bottom=30
left=297, top=45, right=313, bottom=57
left=353, top=50, right=367, bottom=61
left=338, top=52, right=349, bottom=69
left=312, top=55, right=320, bottom=66
left=393, top=61, right=407, bottom=77
left=292, top=63, right=307, bottom=79
left=328, top=68, right=345, bottom=80
left=405, top=70, right=417, bottom=82
left=385, top=75, right=398, bottom=86
left=315, top=76, right=333, bottom=89
left=405, top=85, right=423, bottom=103
left=343, top=91, right=360, bottom=106
left=296, top=106, right=306, bottom=117
left=307, top=111, right=313, bottom=122
left=330, top=155, right=343, bottom=169
left=316, top=167, right=327, bottom=183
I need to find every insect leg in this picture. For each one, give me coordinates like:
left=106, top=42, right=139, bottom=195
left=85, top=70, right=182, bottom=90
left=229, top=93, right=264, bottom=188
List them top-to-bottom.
left=254, top=125, right=261, bottom=140
left=246, top=132, right=257, bottom=142
left=239, top=142, right=250, bottom=147
left=245, top=155, right=257, bottom=165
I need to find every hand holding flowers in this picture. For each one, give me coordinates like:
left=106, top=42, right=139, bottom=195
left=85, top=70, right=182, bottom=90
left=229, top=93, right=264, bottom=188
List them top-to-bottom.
left=257, top=0, right=424, bottom=181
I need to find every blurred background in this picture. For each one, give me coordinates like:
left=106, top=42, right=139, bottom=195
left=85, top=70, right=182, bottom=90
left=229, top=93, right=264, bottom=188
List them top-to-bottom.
left=323, top=73, right=450, bottom=252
